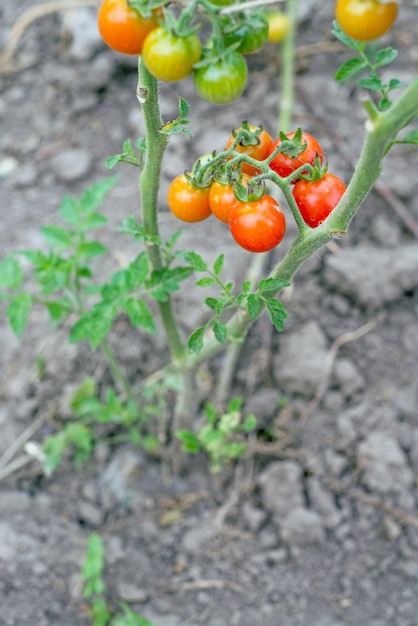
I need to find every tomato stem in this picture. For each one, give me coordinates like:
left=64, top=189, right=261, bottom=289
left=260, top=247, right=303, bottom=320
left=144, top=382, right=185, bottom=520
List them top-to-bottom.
left=278, top=0, right=298, bottom=133
left=137, top=57, right=187, bottom=366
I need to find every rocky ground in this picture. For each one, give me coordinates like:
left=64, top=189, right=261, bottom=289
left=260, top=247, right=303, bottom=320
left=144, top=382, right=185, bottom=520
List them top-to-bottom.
left=1, top=1, right=418, bottom=625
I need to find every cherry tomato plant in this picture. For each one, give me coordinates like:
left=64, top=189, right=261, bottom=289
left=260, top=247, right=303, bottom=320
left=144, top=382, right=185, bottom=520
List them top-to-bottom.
left=1, top=0, right=418, bottom=483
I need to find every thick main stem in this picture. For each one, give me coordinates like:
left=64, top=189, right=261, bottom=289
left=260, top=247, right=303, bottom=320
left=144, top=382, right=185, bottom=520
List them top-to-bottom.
left=278, top=0, right=298, bottom=134
left=137, top=58, right=186, bottom=365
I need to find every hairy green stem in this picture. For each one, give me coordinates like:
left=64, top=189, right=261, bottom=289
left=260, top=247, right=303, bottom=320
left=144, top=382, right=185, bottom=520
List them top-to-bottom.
left=278, top=0, right=298, bottom=134
left=137, top=58, right=186, bottom=365
left=184, top=78, right=418, bottom=370
left=100, top=338, right=136, bottom=402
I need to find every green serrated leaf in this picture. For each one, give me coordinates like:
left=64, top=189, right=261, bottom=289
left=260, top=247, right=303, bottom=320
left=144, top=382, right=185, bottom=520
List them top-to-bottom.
left=332, top=20, right=362, bottom=50
left=375, top=47, right=397, bottom=67
left=335, top=57, right=366, bottom=83
left=356, top=76, right=383, bottom=91
left=388, top=78, right=404, bottom=91
left=178, top=96, right=191, bottom=119
left=399, top=130, right=418, bottom=145
left=41, top=226, right=74, bottom=249
left=78, top=241, right=109, bottom=258
left=184, top=250, right=207, bottom=272
left=213, top=253, right=224, bottom=276
left=0, top=256, right=23, bottom=291
left=196, top=277, right=215, bottom=287
left=258, top=277, right=290, bottom=293
left=241, top=280, right=251, bottom=293
left=7, top=292, right=31, bottom=337
left=247, top=293, right=260, bottom=319
left=205, top=296, right=218, bottom=310
left=123, top=297, right=156, bottom=334
left=265, top=298, right=288, bottom=332
left=213, top=320, right=227, bottom=344
left=188, top=326, right=205, bottom=353
left=175, top=430, right=201, bottom=453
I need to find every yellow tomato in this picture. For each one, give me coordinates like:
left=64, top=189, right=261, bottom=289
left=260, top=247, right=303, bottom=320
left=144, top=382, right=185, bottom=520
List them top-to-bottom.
left=335, top=0, right=398, bottom=41
left=267, top=11, right=290, bottom=44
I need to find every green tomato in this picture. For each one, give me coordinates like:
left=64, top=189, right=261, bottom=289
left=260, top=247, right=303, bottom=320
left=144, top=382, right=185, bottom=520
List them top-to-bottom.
left=224, top=11, right=269, bottom=55
left=142, top=27, right=201, bottom=82
left=193, top=52, right=248, bottom=105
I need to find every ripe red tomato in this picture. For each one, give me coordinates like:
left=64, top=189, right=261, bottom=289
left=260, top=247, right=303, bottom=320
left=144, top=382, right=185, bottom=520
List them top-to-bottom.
left=97, top=0, right=160, bottom=55
left=336, top=0, right=398, bottom=41
left=142, top=27, right=201, bottom=82
left=193, top=52, right=248, bottom=105
left=225, top=125, right=273, bottom=176
left=269, top=131, right=324, bottom=179
left=292, top=173, right=346, bottom=228
left=167, top=174, right=211, bottom=223
left=208, top=175, right=253, bottom=223
left=228, top=195, right=286, bottom=253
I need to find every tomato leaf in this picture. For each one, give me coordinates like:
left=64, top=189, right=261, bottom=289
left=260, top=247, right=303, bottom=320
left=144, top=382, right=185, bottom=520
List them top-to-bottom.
left=332, top=21, right=363, bottom=50
left=375, top=47, right=397, bottom=68
left=335, top=57, right=366, bottom=83
left=356, top=77, right=383, bottom=91
left=398, top=130, right=418, bottom=145
left=41, top=226, right=74, bottom=249
left=78, top=241, right=109, bottom=258
left=184, top=250, right=207, bottom=272
left=213, top=253, right=224, bottom=276
left=0, top=256, right=23, bottom=291
left=196, top=277, right=215, bottom=287
left=258, top=277, right=290, bottom=293
left=7, top=292, right=31, bottom=337
left=246, top=293, right=260, bottom=319
left=122, top=297, right=157, bottom=335
left=205, top=297, right=218, bottom=310
left=265, top=298, right=288, bottom=332
left=213, top=320, right=227, bottom=344
left=188, top=326, right=205, bottom=353
left=176, top=430, right=201, bottom=453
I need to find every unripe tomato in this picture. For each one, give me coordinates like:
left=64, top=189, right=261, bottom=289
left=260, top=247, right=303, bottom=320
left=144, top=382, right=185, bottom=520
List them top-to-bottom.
left=98, top=0, right=160, bottom=55
left=335, top=0, right=398, bottom=41
left=267, top=11, right=290, bottom=43
left=224, top=12, right=269, bottom=55
left=142, top=28, right=201, bottom=82
left=193, top=52, right=248, bottom=105
left=225, top=125, right=273, bottom=176
left=269, top=131, right=323, bottom=179
left=292, top=173, right=346, bottom=228
left=167, top=174, right=211, bottom=223
left=208, top=175, right=254, bottom=224
left=228, top=195, right=286, bottom=253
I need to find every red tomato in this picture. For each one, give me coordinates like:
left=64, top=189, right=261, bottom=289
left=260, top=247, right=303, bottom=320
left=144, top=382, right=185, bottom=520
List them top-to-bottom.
left=98, top=0, right=161, bottom=55
left=225, top=125, right=273, bottom=176
left=269, top=131, right=324, bottom=179
left=292, top=173, right=346, bottom=228
left=167, top=174, right=211, bottom=223
left=208, top=175, right=253, bottom=223
left=228, top=195, right=286, bottom=253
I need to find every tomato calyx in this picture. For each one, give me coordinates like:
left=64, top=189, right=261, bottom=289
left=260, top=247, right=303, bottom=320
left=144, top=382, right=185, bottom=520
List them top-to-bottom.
left=128, top=0, right=164, bottom=19
left=229, top=121, right=265, bottom=150
left=269, top=128, right=311, bottom=163
left=294, top=153, right=329, bottom=183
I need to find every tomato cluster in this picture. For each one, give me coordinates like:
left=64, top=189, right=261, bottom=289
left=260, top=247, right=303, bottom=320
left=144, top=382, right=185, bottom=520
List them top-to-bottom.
left=97, top=0, right=274, bottom=105
left=167, top=124, right=347, bottom=252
